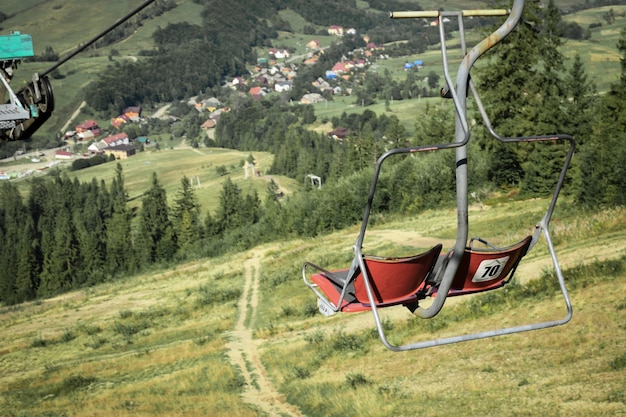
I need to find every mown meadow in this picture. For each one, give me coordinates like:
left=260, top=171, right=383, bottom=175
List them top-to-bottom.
left=1, top=199, right=625, bottom=416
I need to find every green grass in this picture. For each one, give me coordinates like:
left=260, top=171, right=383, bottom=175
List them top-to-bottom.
left=0, top=0, right=46, bottom=16
left=2, top=1, right=149, bottom=56
left=561, top=5, right=626, bottom=92
left=62, top=146, right=298, bottom=213
left=1, top=199, right=625, bottom=416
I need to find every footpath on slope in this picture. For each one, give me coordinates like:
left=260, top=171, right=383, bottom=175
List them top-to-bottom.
left=225, top=251, right=305, bottom=417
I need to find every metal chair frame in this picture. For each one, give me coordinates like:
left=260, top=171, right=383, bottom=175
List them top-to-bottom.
left=303, top=0, right=574, bottom=351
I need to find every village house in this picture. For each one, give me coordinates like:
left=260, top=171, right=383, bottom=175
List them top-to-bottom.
left=328, top=25, right=344, bottom=36
left=306, top=39, right=320, bottom=49
left=269, top=48, right=290, bottom=59
left=275, top=81, right=292, bottom=93
left=249, top=86, right=269, bottom=99
left=300, top=93, right=324, bottom=104
left=123, top=106, right=142, bottom=121
left=111, top=114, right=130, bottom=129
left=74, top=119, right=100, bottom=140
left=75, top=119, right=98, bottom=133
left=201, top=119, right=216, bottom=129
left=328, top=127, right=349, bottom=141
left=101, top=132, right=129, bottom=148
left=87, top=141, right=108, bottom=154
left=105, top=144, right=136, bottom=160
left=54, top=150, right=73, bottom=160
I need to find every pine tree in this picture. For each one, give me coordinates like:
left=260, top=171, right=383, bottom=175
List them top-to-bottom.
left=474, top=0, right=569, bottom=193
left=576, top=28, right=626, bottom=206
left=564, top=53, right=597, bottom=145
left=105, top=164, right=133, bottom=275
left=137, top=173, right=176, bottom=264
left=172, top=175, right=201, bottom=248
left=217, top=177, right=244, bottom=232
left=74, top=181, right=107, bottom=285
left=0, top=183, right=23, bottom=304
left=39, top=208, right=78, bottom=295
left=14, top=217, right=39, bottom=302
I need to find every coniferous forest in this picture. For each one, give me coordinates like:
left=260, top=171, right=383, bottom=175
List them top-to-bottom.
left=1, top=0, right=625, bottom=305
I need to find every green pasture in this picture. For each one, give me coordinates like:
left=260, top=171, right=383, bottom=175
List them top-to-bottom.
left=0, top=0, right=45, bottom=17
left=100, top=0, right=205, bottom=57
left=2, top=1, right=150, bottom=56
left=561, top=5, right=626, bottom=92
left=277, top=9, right=315, bottom=34
left=312, top=94, right=442, bottom=136
left=63, top=146, right=298, bottom=215
left=1, top=199, right=625, bottom=416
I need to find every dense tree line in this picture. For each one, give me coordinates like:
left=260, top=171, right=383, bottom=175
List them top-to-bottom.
left=86, top=0, right=278, bottom=112
left=0, top=163, right=264, bottom=305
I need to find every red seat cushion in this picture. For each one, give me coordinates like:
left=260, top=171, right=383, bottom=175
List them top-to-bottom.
left=311, top=244, right=442, bottom=312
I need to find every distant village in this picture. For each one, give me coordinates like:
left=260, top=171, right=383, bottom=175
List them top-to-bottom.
left=57, top=25, right=425, bottom=164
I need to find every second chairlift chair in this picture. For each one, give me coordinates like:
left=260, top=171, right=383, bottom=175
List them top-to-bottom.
left=303, top=0, right=575, bottom=352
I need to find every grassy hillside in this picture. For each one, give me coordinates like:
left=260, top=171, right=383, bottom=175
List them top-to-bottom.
left=7, top=144, right=301, bottom=215
left=1, top=200, right=625, bottom=416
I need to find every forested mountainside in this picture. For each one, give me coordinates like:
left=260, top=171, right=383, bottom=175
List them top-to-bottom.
left=85, top=0, right=459, bottom=112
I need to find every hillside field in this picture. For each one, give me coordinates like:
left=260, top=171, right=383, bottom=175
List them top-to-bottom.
left=5, top=144, right=302, bottom=216
left=1, top=199, right=625, bottom=416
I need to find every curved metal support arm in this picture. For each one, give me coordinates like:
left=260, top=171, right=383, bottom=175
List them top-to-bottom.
left=411, top=0, right=527, bottom=319
left=468, top=80, right=576, bottom=249
left=302, top=259, right=360, bottom=316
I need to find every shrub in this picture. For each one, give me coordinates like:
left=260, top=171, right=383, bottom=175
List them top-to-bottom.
left=60, top=329, right=76, bottom=343
left=304, top=329, right=325, bottom=346
left=30, top=336, right=47, bottom=348
left=609, top=353, right=626, bottom=371
left=346, top=372, right=369, bottom=388
left=57, top=374, right=97, bottom=395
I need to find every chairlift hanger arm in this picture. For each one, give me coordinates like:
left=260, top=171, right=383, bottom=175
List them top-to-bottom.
left=388, top=0, right=527, bottom=320
left=468, top=80, right=576, bottom=242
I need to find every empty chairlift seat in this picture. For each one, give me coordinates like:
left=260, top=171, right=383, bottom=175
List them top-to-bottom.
left=428, top=236, right=532, bottom=297
left=304, top=244, right=442, bottom=314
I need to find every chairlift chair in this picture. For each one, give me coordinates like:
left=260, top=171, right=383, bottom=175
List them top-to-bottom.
left=303, top=0, right=574, bottom=351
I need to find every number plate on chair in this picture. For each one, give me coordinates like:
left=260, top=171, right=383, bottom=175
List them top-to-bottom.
left=472, top=256, right=510, bottom=282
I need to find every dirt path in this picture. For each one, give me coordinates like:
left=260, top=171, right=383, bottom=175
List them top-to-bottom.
left=61, top=100, right=86, bottom=133
left=226, top=252, right=305, bottom=417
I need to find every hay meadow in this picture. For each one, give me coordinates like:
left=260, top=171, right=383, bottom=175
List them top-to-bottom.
left=1, top=198, right=625, bottom=416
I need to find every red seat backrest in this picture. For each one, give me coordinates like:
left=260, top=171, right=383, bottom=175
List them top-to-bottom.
left=449, top=236, right=532, bottom=293
left=353, top=244, right=442, bottom=305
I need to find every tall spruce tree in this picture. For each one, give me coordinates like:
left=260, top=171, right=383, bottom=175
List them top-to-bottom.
left=475, top=0, right=569, bottom=194
left=576, top=28, right=626, bottom=206
left=105, top=164, right=133, bottom=275
left=137, top=173, right=176, bottom=263
left=172, top=175, right=201, bottom=249
left=217, top=177, right=244, bottom=233
left=74, top=180, right=107, bottom=285
left=0, top=183, right=23, bottom=304
left=14, top=216, right=39, bottom=302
